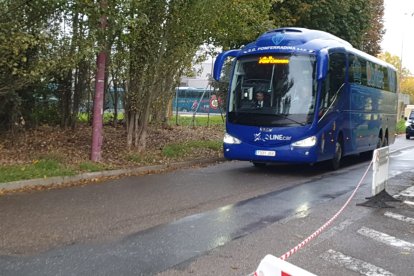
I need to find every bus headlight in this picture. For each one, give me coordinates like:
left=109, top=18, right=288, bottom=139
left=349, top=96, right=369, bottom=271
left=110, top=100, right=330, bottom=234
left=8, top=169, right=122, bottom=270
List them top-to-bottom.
left=223, top=133, right=242, bottom=144
left=291, top=136, right=317, bottom=147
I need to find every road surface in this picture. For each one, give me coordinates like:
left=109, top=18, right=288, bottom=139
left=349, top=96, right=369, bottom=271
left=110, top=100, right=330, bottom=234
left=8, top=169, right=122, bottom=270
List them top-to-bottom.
left=0, top=136, right=413, bottom=275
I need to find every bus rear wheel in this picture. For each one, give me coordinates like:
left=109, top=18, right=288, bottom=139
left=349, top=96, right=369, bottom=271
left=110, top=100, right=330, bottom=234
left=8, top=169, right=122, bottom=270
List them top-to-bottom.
left=382, top=135, right=388, bottom=147
left=362, top=136, right=381, bottom=159
left=331, top=140, right=343, bottom=170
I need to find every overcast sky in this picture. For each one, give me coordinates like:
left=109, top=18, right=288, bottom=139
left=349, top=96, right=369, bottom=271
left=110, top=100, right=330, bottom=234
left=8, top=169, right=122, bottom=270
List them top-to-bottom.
left=381, top=0, right=414, bottom=73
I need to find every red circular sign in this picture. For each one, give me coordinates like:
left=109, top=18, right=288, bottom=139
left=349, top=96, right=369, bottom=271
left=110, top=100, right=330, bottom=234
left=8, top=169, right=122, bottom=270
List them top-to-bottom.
left=210, top=95, right=218, bottom=110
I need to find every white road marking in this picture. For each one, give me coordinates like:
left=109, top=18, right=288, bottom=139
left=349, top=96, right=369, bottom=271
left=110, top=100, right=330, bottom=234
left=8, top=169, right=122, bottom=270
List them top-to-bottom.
left=397, top=186, right=414, bottom=198
left=403, top=200, right=414, bottom=206
left=384, top=211, right=414, bottom=224
left=309, top=219, right=355, bottom=247
left=357, top=227, right=414, bottom=251
left=320, top=249, right=395, bottom=276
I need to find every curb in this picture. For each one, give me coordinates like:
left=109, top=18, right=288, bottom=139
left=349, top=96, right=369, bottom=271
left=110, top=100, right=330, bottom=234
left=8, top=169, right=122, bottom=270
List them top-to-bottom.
left=0, top=157, right=226, bottom=193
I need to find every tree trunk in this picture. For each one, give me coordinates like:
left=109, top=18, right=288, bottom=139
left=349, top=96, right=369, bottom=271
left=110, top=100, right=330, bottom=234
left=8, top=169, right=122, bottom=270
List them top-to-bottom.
left=90, top=0, right=107, bottom=162
left=72, top=59, right=87, bottom=130
left=59, top=70, right=72, bottom=128
left=113, top=77, right=119, bottom=127
left=126, top=88, right=152, bottom=151
left=135, top=94, right=153, bottom=150
left=126, top=110, right=135, bottom=150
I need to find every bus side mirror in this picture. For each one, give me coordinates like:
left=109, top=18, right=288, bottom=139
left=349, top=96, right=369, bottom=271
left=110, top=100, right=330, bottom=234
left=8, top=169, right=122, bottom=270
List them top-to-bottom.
left=317, top=49, right=329, bottom=81
left=213, top=50, right=240, bottom=81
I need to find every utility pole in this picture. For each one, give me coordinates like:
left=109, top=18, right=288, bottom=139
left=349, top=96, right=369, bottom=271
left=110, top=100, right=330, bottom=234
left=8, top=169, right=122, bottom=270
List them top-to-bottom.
left=91, top=0, right=107, bottom=162
left=400, top=12, right=414, bottom=87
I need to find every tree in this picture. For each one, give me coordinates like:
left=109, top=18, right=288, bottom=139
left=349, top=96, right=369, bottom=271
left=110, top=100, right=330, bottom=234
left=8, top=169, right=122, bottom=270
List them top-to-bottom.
left=0, top=0, right=66, bottom=132
left=0, top=0, right=276, bottom=155
left=124, top=0, right=274, bottom=151
left=209, top=0, right=274, bottom=50
left=271, top=0, right=384, bottom=55
left=361, top=0, right=384, bottom=55
left=377, top=51, right=411, bottom=79
left=377, top=52, right=414, bottom=102
left=401, top=77, right=414, bottom=99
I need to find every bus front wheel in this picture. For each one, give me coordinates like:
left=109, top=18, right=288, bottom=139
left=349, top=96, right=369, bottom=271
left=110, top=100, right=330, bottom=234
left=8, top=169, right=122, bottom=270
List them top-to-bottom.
left=331, top=140, right=343, bottom=170
left=253, top=162, right=266, bottom=167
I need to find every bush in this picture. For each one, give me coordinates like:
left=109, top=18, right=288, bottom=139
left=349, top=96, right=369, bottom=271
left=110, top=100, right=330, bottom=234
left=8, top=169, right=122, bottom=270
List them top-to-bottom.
left=396, top=119, right=406, bottom=134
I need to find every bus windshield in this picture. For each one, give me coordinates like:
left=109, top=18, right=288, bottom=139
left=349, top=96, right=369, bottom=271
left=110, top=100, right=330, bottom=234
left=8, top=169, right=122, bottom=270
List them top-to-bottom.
left=228, top=54, right=317, bottom=126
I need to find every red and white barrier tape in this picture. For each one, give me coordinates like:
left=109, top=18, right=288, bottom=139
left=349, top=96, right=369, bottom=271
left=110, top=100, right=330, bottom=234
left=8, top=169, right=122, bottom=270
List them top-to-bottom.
left=279, top=161, right=373, bottom=261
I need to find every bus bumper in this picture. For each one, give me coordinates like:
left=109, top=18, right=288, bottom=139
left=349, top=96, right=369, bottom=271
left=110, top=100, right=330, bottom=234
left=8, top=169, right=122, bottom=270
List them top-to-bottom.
left=223, top=142, right=319, bottom=164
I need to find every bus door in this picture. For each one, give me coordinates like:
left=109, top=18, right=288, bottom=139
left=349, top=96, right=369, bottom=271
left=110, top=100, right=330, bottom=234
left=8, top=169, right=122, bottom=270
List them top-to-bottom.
left=318, top=51, right=347, bottom=159
left=348, top=54, right=374, bottom=152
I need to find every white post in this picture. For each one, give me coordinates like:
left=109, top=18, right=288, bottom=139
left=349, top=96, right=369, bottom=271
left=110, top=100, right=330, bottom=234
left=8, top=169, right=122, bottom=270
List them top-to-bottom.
left=372, top=146, right=390, bottom=196
left=254, top=254, right=317, bottom=276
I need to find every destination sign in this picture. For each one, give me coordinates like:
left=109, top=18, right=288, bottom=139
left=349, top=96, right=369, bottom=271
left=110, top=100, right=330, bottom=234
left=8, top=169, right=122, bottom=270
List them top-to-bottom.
left=258, top=56, right=289, bottom=64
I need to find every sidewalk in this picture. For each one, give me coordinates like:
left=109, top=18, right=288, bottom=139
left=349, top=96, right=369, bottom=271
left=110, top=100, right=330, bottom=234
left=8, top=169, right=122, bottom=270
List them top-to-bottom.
left=0, top=157, right=225, bottom=194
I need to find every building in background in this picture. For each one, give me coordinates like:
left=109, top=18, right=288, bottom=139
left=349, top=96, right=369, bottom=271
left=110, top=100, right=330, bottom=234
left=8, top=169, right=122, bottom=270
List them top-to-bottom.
left=180, top=60, right=213, bottom=88
left=400, top=93, right=411, bottom=119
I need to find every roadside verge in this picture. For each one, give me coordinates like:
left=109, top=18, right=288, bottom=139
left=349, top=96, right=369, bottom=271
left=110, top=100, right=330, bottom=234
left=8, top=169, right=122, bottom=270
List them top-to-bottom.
left=0, top=157, right=225, bottom=195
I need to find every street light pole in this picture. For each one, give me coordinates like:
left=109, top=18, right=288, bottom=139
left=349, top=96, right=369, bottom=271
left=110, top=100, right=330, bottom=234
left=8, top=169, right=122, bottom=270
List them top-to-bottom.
left=396, top=11, right=413, bottom=120
left=400, top=12, right=414, bottom=84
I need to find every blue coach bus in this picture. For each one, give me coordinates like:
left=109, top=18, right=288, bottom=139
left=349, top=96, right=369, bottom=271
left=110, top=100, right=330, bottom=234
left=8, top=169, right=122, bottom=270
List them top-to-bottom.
left=213, top=27, right=398, bottom=169
left=172, top=87, right=222, bottom=114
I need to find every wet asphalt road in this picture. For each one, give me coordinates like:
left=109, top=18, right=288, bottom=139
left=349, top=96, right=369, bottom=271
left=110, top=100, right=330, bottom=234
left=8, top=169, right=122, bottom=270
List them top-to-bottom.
left=0, top=137, right=413, bottom=275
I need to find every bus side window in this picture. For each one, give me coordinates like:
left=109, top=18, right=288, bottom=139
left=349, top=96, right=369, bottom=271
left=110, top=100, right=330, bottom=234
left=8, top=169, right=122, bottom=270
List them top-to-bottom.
left=320, top=52, right=346, bottom=113
left=329, top=52, right=346, bottom=95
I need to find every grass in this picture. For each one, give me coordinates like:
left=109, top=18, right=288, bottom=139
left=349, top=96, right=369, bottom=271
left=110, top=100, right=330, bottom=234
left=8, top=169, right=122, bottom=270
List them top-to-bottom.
left=78, top=112, right=124, bottom=123
left=78, top=112, right=225, bottom=127
left=171, top=114, right=225, bottom=126
left=0, top=120, right=224, bottom=183
left=0, top=139, right=223, bottom=183
left=162, top=140, right=222, bottom=158
left=125, top=152, right=159, bottom=164
left=126, top=153, right=143, bottom=163
left=0, top=157, right=114, bottom=183
left=0, top=159, right=75, bottom=183
left=78, top=161, right=108, bottom=172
